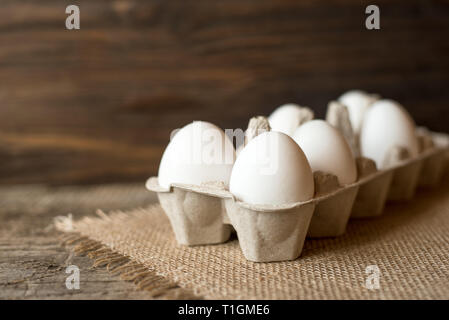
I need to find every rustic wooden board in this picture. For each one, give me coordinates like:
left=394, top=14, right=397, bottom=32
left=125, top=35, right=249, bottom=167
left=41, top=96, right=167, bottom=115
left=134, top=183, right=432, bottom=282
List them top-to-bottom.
left=0, top=0, right=448, bottom=185
left=0, top=183, right=196, bottom=299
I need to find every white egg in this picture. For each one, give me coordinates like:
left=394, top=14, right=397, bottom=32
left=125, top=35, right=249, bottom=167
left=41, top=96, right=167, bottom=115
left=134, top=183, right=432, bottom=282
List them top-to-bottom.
left=338, top=90, right=378, bottom=134
left=360, top=100, right=419, bottom=169
left=268, top=104, right=303, bottom=137
left=293, top=120, right=357, bottom=185
left=158, top=121, right=235, bottom=189
left=230, top=131, right=314, bottom=206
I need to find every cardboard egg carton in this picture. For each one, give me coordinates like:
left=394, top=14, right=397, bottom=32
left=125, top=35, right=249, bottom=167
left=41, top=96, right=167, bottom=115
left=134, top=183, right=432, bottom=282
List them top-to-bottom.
left=146, top=131, right=448, bottom=262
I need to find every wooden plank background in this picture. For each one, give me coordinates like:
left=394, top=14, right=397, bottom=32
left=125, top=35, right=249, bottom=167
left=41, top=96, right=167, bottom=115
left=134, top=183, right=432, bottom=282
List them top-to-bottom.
left=0, top=0, right=448, bottom=185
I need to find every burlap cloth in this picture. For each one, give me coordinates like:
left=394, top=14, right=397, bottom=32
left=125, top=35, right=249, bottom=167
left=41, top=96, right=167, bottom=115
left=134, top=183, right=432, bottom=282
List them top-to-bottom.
left=57, top=176, right=449, bottom=300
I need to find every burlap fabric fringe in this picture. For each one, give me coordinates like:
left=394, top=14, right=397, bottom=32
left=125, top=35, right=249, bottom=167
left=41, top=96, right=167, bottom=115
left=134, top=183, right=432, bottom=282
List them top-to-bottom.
left=55, top=179, right=449, bottom=300
left=57, top=212, right=198, bottom=299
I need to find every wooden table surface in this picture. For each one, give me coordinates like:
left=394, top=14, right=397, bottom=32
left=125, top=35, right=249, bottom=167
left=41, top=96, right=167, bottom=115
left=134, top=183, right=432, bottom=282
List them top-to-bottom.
left=0, top=183, right=167, bottom=299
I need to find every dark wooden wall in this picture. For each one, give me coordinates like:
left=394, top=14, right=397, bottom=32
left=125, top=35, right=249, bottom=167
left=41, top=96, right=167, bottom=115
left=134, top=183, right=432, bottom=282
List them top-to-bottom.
left=1, top=0, right=448, bottom=185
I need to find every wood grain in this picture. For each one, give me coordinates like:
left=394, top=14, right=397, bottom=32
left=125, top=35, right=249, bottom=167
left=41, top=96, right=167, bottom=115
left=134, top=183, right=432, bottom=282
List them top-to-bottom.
left=0, top=0, right=448, bottom=185
left=0, top=183, right=197, bottom=299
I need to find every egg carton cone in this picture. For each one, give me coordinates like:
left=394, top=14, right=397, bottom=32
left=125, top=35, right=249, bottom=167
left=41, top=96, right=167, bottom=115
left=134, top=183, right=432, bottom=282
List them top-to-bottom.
left=146, top=131, right=449, bottom=262
left=307, top=172, right=359, bottom=238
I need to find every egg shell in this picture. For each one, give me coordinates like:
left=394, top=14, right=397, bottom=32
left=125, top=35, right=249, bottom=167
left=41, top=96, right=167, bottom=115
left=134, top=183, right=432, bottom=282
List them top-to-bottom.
left=338, top=90, right=378, bottom=134
left=360, top=100, right=419, bottom=169
left=268, top=104, right=303, bottom=137
left=293, top=120, right=357, bottom=185
left=158, top=121, right=235, bottom=190
left=229, top=131, right=314, bottom=206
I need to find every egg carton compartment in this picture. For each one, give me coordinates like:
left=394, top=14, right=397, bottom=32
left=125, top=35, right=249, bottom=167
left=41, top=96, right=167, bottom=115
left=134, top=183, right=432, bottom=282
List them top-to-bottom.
left=146, top=131, right=448, bottom=262
left=385, top=131, right=448, bottom=201
left=351, top=132, right=448, bottom=217
left=417, top=132, right=449, bottom=188
left=418, top=151, right=446, bottom=187
left=387, top=158, right=423, bottom=201
left=351, top=170, right=393, bottom=218
left=307, top=174, right=359, bottom=238
left=157, top=187, right=232, bottom=246
left=224, top=199, right=315, bottom=262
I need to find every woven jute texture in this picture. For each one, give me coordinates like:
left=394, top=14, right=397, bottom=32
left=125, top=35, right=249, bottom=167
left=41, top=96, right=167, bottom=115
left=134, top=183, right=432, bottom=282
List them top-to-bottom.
left=58, top=179, right=449, bottom=300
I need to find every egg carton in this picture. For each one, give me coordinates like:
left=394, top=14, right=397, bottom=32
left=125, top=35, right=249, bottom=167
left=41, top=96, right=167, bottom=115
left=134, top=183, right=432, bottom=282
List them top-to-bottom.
left=146, top=131, right=448, bottom=262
